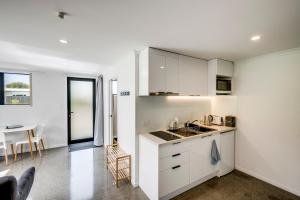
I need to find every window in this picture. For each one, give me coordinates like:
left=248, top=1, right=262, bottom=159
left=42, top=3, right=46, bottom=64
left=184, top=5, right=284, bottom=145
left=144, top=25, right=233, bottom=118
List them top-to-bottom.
left=0, top=72, right=32, bottom=105
left=112, top=80, right=118, bottom=95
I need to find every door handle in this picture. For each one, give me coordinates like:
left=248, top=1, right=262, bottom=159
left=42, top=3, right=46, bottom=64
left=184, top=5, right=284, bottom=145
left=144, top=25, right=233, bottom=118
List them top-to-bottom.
left=68, top=112, right=74, bottom=118
left=201, top=134, right=213, bottom=138
left=172, top=142, right=181, bottom=145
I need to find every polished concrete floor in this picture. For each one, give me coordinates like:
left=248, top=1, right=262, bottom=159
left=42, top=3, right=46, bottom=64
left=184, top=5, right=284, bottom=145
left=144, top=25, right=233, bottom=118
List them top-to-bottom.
left=0, top=147, right=147, bottom=200
left=1, top=147, right=299, bottom=200
left=173, top=171, right=300, bottom=200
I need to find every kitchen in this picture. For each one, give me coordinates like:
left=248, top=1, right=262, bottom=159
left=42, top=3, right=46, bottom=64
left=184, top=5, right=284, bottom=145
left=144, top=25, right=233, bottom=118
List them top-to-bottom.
left=0, top=1, right=299, bottom=199
left=135, top=47, right=300, bottom=199
left=137, top=47, right=237, bottom=199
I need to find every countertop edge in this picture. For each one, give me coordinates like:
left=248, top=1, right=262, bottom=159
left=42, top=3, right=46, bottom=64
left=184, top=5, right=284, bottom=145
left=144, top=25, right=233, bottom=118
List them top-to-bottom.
left=139, top=125, right=236, bottom=145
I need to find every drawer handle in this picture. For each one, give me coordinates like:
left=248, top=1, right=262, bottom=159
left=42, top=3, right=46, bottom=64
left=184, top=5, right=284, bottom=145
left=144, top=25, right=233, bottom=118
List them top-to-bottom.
left=202, top=134, right=212, bottom=138
left=172, top=142, right=181, bottom=145
left=172, top=153, right=181, bottom=157
left=172, top=165, right=181, bottom=170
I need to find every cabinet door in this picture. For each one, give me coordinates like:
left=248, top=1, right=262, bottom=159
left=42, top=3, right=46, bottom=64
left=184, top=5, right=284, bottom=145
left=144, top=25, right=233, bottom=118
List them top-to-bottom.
left=149, top=53, right=166, bottom=93
left=165, top=55, right=179, bottom=94
left=179, top=55, right=207, bottom=96
left=198, top=59, right=208, bottom=96
left=217, top=59, right=234, bottom=77
left=220, top=131, right=235, bottom=176
left=189, top=134, right=220, bottom=183
left=159, top=164, right=189, bottom=197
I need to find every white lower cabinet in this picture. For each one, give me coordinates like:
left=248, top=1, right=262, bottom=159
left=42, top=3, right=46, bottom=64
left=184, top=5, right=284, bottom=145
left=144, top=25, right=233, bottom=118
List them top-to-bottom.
left=219, top=131, right=235, bottom=176
left=139, top=133, right=221, bottom=200
left=189, top=134, right=220, bottom=183
left=159, top=151, right=189, bottom=171
left=159, top=164, right=190, bottom=197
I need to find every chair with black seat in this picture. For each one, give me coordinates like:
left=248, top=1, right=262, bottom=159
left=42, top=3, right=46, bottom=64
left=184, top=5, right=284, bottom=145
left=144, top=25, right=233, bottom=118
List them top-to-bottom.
left=0, top=167, right=35, bottom=200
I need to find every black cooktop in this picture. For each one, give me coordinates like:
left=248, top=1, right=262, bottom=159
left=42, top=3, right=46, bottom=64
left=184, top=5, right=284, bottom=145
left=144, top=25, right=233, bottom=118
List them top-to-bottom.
left=149, top=131, right=180, bottom=141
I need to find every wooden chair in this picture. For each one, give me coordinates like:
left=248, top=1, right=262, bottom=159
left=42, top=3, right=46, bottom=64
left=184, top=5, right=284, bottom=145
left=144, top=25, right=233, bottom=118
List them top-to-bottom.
left=15, top=126, right=45, bottom=160
left=0, top=132, right=14, bottom=165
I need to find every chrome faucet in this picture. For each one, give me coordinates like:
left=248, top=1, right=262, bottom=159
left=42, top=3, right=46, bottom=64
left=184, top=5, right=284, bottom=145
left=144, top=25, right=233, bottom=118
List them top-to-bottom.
left=184, top=120, right=198, bottom=127
left=191, top=120, right=198, bottom=124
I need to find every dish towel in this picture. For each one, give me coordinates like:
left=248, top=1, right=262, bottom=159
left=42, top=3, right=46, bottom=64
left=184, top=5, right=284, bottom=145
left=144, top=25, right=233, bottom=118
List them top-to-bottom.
left=211, top=139, right=220, bottom=165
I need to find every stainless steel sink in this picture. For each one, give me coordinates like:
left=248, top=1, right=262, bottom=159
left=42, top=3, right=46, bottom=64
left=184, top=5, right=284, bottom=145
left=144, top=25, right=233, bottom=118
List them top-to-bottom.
left=168, top=125, right=216, bottom=137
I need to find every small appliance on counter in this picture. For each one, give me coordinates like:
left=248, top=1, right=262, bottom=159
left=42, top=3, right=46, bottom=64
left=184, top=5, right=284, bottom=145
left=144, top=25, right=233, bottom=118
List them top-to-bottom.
left=209, top=115, right=223, bottom=126
left=225, top=116, right=236, bottom=127
left=169, top=117, right=179, bottom=130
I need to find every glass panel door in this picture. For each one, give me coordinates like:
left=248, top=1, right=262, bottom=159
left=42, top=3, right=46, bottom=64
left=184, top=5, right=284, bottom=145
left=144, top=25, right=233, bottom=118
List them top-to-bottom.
left=68, top=78, right=95, bottom=143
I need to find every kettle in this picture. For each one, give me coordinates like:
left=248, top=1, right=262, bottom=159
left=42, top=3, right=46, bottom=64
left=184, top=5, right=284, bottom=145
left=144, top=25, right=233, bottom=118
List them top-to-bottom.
left=169, top=117, right=179, bottom=130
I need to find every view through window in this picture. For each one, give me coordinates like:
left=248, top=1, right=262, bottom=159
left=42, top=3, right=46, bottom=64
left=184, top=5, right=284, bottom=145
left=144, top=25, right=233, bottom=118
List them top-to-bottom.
left=0, top=73, right=31, bottom=105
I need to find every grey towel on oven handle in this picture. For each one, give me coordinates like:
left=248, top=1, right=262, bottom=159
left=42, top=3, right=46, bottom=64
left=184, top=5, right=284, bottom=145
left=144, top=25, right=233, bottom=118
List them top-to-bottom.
left=211, top=139, right=220, bottom=165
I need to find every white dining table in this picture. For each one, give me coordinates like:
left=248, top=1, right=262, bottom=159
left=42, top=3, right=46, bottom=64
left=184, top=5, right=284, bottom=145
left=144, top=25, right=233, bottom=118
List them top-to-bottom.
left=0, top=125, right=37, bottom=159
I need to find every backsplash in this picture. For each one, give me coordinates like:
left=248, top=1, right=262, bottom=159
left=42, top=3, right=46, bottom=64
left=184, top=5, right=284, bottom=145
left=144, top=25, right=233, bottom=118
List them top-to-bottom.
left=136, top=96, right=211, bottom=133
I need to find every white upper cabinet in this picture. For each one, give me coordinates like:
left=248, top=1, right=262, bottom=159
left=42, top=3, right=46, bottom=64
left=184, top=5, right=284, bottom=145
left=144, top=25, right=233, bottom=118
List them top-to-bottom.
left=139, top=47, right=208, bottom=96
left=139, top=47, right=179, bottom=95
left=149, top=52, right=166, bottom=93
left=178, top=55, right=208, bottom=96
left=208, top=59, right=234, bottom=77
left=216, top=59, right=234, bottom=77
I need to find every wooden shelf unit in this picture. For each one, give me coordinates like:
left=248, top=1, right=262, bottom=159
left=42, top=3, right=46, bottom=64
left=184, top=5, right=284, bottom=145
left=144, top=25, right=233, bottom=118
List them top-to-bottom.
left=105, top=144, right=131, bottom=187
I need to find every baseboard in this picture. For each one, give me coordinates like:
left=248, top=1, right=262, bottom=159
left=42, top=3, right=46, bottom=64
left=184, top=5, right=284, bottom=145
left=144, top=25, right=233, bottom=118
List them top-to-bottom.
left=235, top=165, right=300, bottom=197
left=161, top=172, right=217, bottom=200
left=132, top=182, right=139, bottom=188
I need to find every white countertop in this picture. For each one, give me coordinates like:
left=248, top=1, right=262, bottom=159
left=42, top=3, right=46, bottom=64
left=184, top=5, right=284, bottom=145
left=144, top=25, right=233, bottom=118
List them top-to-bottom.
left=140, top=125, right=236, bottom=146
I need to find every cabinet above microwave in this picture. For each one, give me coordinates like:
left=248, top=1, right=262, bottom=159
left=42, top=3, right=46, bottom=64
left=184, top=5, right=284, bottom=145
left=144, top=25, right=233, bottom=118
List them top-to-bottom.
left=139, top=47, right=208, bottom=96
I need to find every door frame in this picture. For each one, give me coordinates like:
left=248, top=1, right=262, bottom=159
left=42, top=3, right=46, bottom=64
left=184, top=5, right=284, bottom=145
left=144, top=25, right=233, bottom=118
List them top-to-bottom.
left=67, top=77, right=96, bottom=144
left=108, top=78, right=117, bottom=145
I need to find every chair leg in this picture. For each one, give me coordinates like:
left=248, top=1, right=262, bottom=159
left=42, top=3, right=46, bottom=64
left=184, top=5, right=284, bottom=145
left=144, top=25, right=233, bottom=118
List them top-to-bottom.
left=27, top=130, right=33, bottom=159
left=40, top=138, right=45, bottom=150
left=37, top=142, right=42, bottom=157
left=10, top=144, right=15, bottom=159
left=21, top=144, right=23, bottom=158
left=15, top=145, right=19, bottom=161
left=4, top=149, right=8, bottom=165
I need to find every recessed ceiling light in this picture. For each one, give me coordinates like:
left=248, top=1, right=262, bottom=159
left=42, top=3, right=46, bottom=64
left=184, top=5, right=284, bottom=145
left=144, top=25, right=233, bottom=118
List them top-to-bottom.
left=251, top=35, right=261, bottom=41
left=59, top=39, right=68, bottom=44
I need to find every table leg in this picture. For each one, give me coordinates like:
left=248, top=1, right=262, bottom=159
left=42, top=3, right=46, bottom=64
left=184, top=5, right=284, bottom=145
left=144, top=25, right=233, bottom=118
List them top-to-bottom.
left=31, top=129, right=38, bottom=153
left=27, top=130, right=33, bottom=159
left=10, top=144, right=15, bottom=159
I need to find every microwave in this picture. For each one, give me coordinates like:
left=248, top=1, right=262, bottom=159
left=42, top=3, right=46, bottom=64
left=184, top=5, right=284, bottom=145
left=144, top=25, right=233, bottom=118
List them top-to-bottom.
left=216, top=78, right=231, bottom=95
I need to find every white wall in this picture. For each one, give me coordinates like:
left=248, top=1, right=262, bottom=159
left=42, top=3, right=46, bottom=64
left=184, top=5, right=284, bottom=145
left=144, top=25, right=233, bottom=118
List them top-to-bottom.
left=234, top=47, right=300, bottom=196
left=102, top=52, right=138, bottom=185
left=0, top=71, right=68, bottom=150
left=136, top=96, right=211, bottom=133
left=211, top=96, right=237, bottom=117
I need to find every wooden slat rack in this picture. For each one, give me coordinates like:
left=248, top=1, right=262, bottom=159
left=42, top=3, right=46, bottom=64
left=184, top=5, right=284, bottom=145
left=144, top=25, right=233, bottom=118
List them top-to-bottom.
left=105, top=144, right=131, bottom=187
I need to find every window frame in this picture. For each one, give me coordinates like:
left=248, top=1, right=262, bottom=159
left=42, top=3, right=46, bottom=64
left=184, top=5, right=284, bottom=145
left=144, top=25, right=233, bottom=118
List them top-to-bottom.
left=0, top=72, right=32, bottom=105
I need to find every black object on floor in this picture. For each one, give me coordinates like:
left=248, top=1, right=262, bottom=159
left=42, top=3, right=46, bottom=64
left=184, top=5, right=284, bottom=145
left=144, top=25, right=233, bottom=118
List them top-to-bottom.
left=69, top=141, right=98, bottom=152
left=0, top=167, right=35, bottom=200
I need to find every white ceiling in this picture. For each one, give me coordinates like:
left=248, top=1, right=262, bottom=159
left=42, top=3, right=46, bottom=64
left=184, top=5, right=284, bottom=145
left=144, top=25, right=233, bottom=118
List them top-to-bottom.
left=0, top=0, right=300, bottom=74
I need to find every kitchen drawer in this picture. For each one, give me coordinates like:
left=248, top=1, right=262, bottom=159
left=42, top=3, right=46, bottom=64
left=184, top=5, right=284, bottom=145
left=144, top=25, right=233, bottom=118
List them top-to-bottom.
left=159, top=141, right=188, bottom=158
left=159, top=151, right=189, bottom=171
left=159, top=163, right=189, bottom=197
